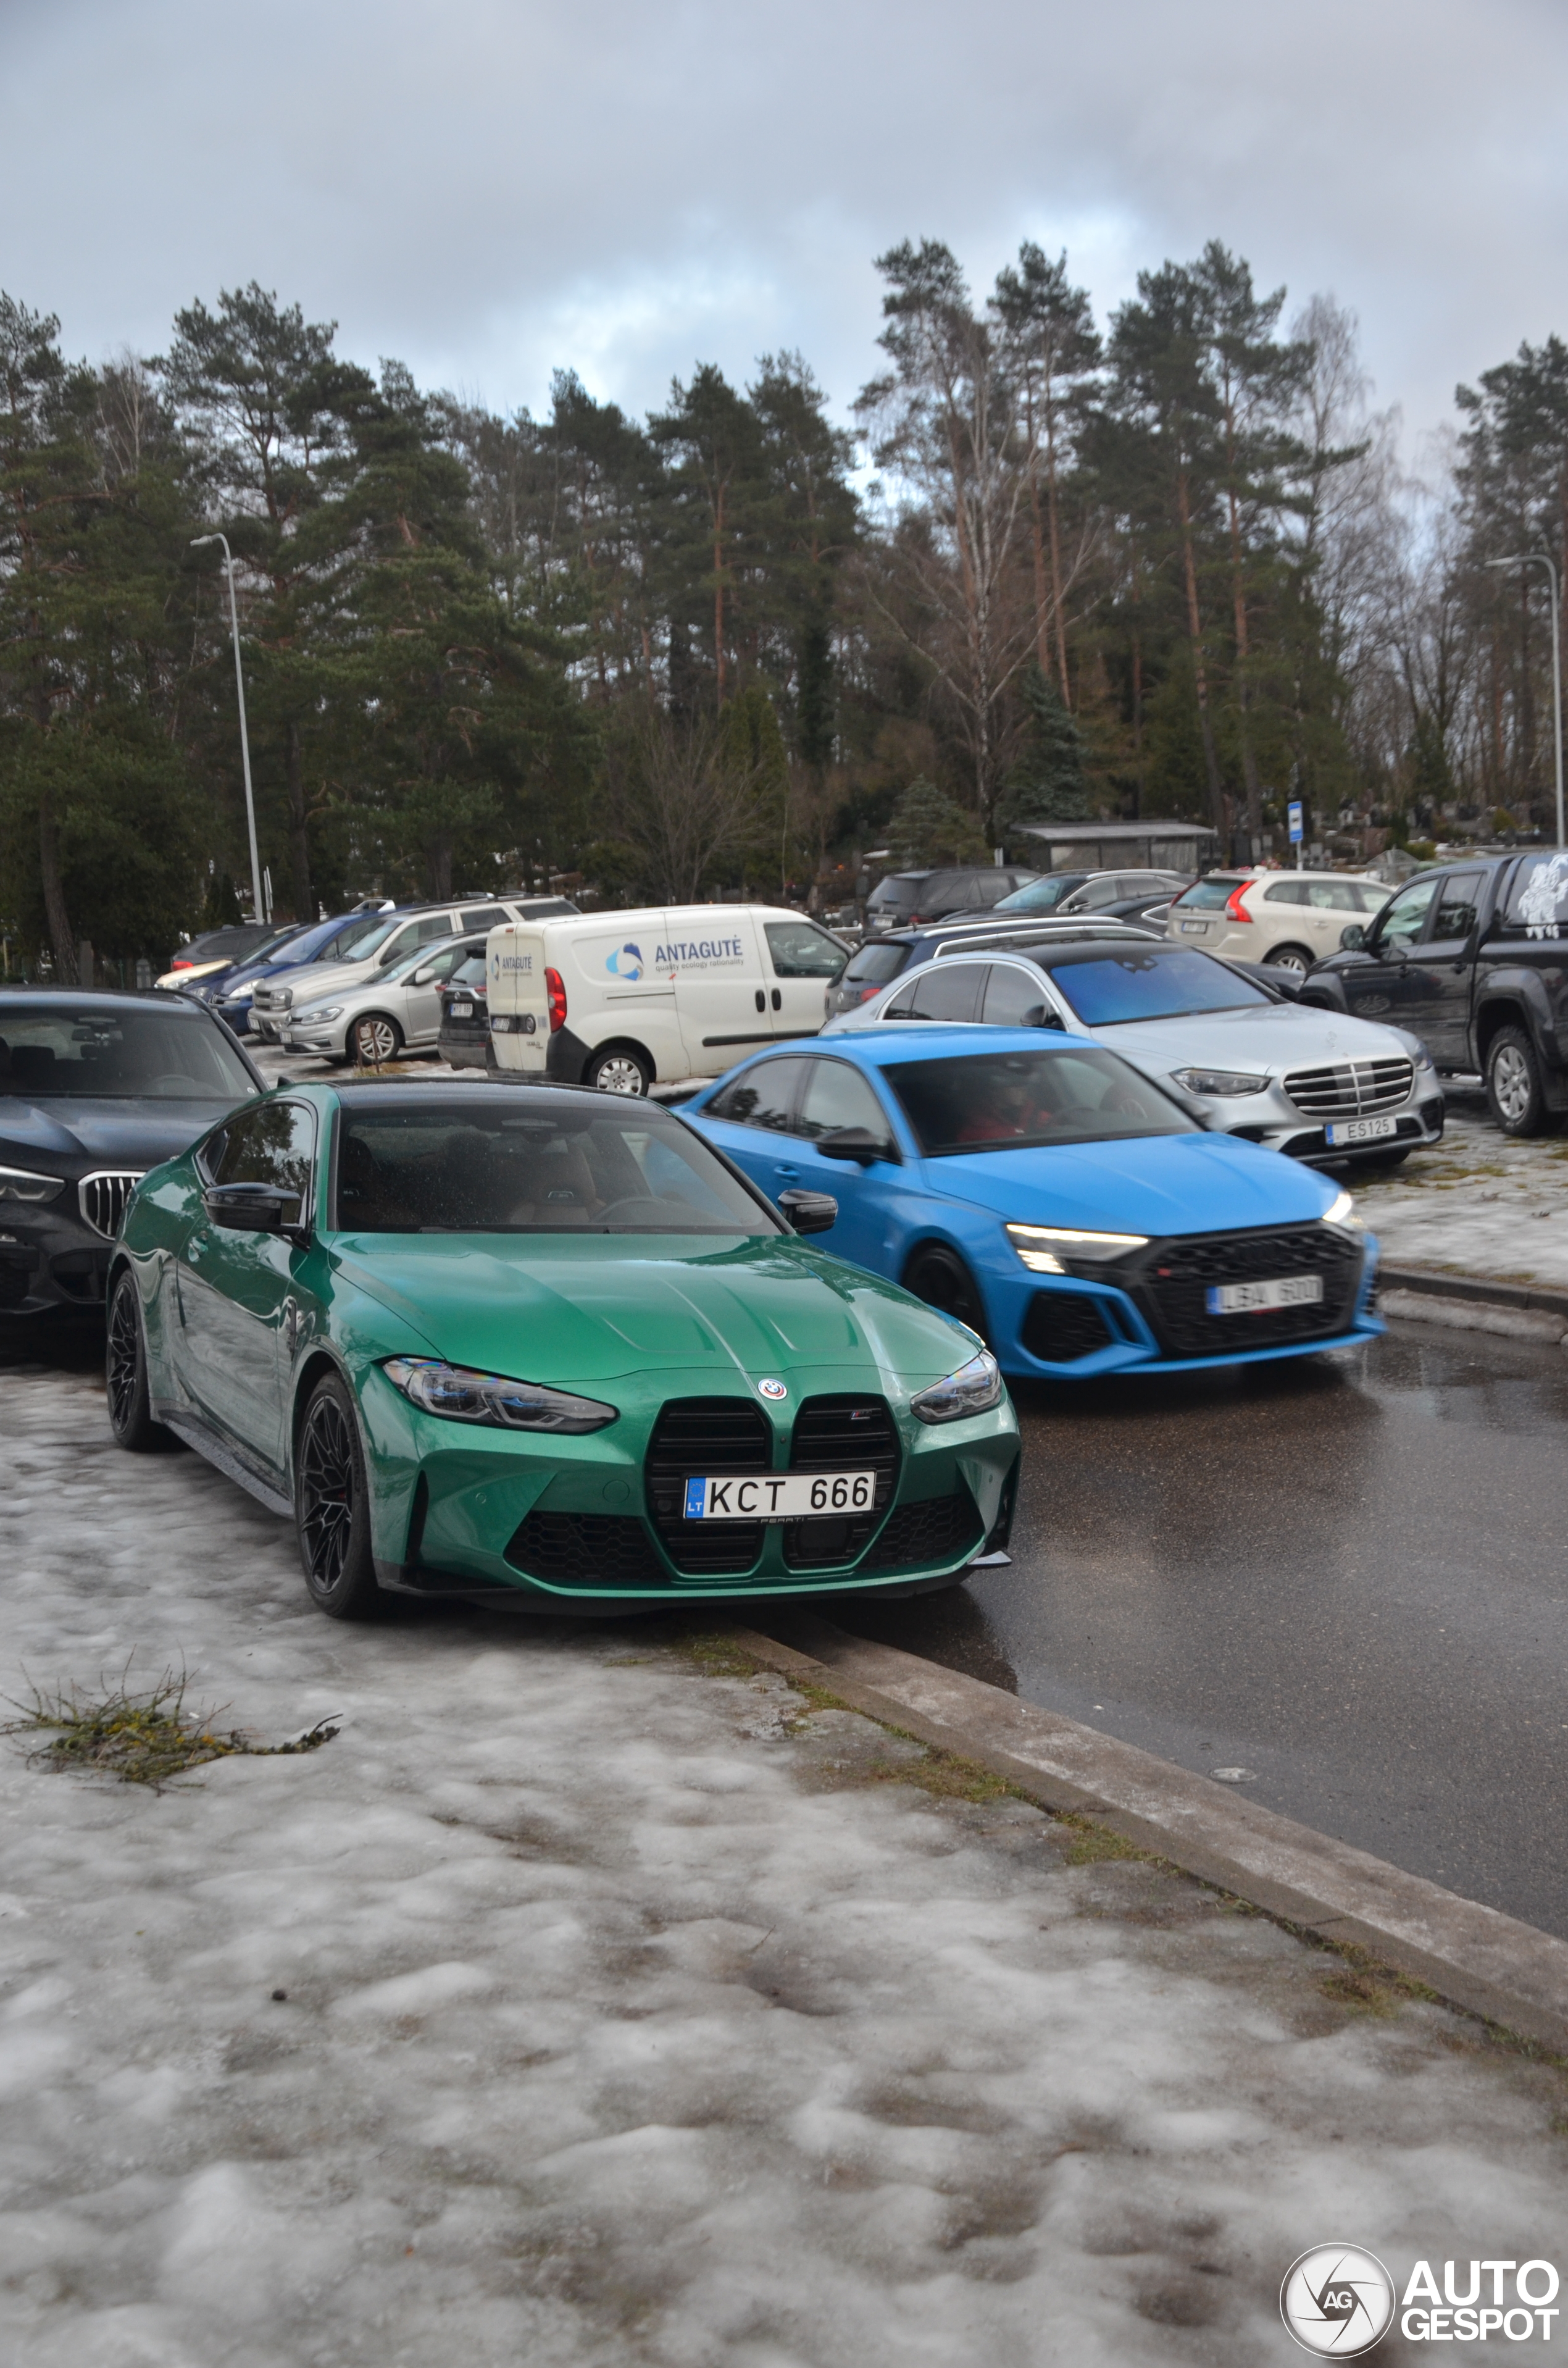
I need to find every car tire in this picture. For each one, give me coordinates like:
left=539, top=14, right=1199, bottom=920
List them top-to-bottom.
left=1264, top=944, right=1313, bottom=975
left=351, top=1013, right=402, bottom=1068
left=1485, top=1026, right=1550, bottom=1137
left=585, top=1042, right=653, bottom=1097
left=903, top=1245, right=991, bottom=1344
left=106, top=1271, right=181, bottom=1453
left=294, top=1372, right=382, bottom=1619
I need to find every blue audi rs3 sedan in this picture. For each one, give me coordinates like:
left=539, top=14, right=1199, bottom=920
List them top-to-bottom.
left=684, top=1029, right=1382, bottom=1381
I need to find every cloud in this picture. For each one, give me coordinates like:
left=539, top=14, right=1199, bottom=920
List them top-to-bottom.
left=6, top=0, right=1567, bottom=438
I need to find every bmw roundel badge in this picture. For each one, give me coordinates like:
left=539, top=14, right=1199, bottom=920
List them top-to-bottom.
left=757, top=1378, right=788, bottom=1401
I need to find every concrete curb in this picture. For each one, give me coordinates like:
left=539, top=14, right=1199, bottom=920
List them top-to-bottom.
left=1380, top=1262, right=1568, bottom=1320
left=1380, top=1289, right=1568, bottom=1342
left=730, top=1612, right=1568, bottom=2055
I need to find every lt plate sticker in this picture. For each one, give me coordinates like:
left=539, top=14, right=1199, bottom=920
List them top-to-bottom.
left=683, top=1471, right=877, bottom=1522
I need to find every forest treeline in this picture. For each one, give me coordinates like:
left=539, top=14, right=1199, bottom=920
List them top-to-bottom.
left=2, top=241, right=1566, bottom=972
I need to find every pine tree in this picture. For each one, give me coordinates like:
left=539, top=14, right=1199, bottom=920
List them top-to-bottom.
left=996, top=666, right=1091, bottom=838
left=886, top=776, right=988, bottom=869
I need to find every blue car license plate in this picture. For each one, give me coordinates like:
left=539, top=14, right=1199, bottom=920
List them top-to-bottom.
left=1206, top=1276, right=1324, bottom=1315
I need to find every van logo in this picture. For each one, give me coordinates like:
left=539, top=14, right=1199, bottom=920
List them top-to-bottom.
left=606, top=942, right=644, bottom=981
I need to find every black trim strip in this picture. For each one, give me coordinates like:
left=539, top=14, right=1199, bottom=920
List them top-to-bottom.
left=701, top=1029, right=820, bottom=1047
left=152, top=1402, right=293, bottom=1518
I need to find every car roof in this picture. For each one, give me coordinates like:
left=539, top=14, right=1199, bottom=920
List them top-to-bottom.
left=0, top=985, right=227, bottom=1011
left=744, top=1026, right=1097, bottom=1073
left=327, top=1078, right=678, bottom=1115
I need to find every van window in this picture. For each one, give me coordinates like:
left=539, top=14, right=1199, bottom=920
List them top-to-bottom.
left=763, top=920, right=846, bottom=979
left=707, top=1056, right=807, bottom=1131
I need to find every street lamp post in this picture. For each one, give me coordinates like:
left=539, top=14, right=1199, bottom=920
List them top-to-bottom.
left=190, top=532, right=265, bottom=923
left=1486, top=551, right=1564, bottom=850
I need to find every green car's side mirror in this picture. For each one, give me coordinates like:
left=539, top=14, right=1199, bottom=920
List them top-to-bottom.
left=1339, top=924, right=1367, bottom=952
left=204, top=1182, right=306, bottom=1240
left=777, top=1188, right=837, bottom=1234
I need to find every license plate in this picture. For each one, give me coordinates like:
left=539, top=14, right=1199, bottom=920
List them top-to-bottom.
left=1179, top=919, right=1211, bottom=934
left=449, top=1001, right=473, bottom=1018
left=1325, top=1114, right=1398, bottom=1146
left=1206, top=1275, right=1324, bottom=1315
left=683, top=1470, right=877, bottom=1521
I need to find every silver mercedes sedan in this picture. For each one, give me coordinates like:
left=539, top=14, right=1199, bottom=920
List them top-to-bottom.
left=819, top=935, right=1445, bottom=1169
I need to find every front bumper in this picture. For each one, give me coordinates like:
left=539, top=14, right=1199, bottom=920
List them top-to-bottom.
left=281, top=1016, right=351, bottom=1056
left=1155, top=1077, right=1443, bottom=1166
left=0, top=1196, right=127, bottom=1315
left=978, top=1224, right=1383, bottom=1381
left=355, top=1363, right=1020, bottom=1607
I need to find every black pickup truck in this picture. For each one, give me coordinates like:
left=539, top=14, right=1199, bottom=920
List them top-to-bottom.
left=1303, top=851, right=1568, bottom=1134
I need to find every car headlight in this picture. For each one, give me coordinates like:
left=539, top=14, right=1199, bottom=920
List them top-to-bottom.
left=298, top=1005, right=343, bottom=1024
left=1410, top=1041, right=1435, bottom=1071
left=1169, top=1067, right=1269, bottom=1098
left=0, top=1164, right=65, bottom=1203
left=1324, top=1189, right=1362, bottom=1229
left=1006, top=1222, right=1149, bottom=1274
left=911, top=1350, right=1004, bottom=1424
left=383, top=1357, right=618, bottom=1432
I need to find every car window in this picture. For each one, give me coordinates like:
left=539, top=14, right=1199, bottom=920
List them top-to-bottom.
left=1500, top=853, right=1568, bottom=939
left=1431, top=871, right=1482, bottom=940
left=964, top=874, right=1006, bottom=907
left=992, top=874, right=1082, bottom=916
left=1172, top=876, right=1248, bottom=911
left=1075, top=877, right=1123, bottom=910
left=1378, top=878, right=1439, bottom=950
left=1264, top=879, right=1309, bottom=905
left=1306, top=879, right=1359, bottom=911
left=1351, top=882, right=1393, bottom=914
left=459, top=903, right=513, bottom=930
left=378, top=915, right=453, bottom=965
left=763, top=920, right=846, bottom=979
left=408, top=941, right=480, bottom=987
left=842, top=942, right=909, bottom=987
left=1038, top=946, right=1270, bottom=1025
left=446, top=953, right=488, bottom=992
left=909, top=963, right=984, bottom=1022
left=982, top=963, right=1050, bottom=1026
left=0, top=1002, right=256, bottom=1100
left=885, top=1048, right=1197, bottom=1157
left=706, top=1056, right=807, bottom=1131
left=796, top=1059, right=895, bottom=1147
left=334, top=1100, right=777, bottom=1234
left=211, top=1101, right=317, bottom=1221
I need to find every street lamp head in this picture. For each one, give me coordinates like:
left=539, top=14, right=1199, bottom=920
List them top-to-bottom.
left=190, top=534, right=217, bottom=548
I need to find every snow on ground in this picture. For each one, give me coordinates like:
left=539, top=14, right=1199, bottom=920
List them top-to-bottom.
left=1352, top=1086, right=1568, bottom=1288
left=2, top=1365, right=1566, bottom=2366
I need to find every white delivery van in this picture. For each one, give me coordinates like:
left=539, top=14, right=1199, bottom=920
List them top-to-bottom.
left=487, top=905, right=848, bottom=1094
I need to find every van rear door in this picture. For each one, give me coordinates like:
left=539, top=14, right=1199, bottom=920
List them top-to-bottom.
left=487, top=924, right=548, bottom=1074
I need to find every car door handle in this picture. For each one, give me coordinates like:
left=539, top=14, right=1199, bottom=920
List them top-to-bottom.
left=771, top=988, right=782, bottom=1010
left=775, top=1164, right=800, bottom=1182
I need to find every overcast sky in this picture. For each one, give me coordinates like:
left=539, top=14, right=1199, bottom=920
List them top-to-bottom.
left=7, top=0, right=1567, bottom=453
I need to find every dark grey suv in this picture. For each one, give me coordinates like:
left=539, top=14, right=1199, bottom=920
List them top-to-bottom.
left=864, top=867, right=1038, bottom=934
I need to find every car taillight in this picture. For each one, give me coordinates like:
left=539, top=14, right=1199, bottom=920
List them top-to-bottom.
left=1225, top=884, right=1252, bottom=921
left=170, top=957, right=193, bottom=969
left=546, top=967, right=567, bottom=1032
left=858, top=985, right=882, bottom=1003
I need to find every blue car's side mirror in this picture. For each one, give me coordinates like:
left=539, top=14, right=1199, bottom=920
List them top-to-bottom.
left=815, top=1126, right=901, bottom=1166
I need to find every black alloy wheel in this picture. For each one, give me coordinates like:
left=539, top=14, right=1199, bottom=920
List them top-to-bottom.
left=1485, top=1025, right=1550, bottom=1137
left=903, top=1246, right=991, bottom=1344
left=106, top=1271, right=179, bottom=1453
left=294, top=1373, right=381, bottom=1618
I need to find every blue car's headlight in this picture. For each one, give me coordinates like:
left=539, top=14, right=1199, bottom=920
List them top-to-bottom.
left=1006, top=1223, right=1148, bottom=1274
left=911, top=1351, right=1004, bottom=1425
left=383, top=1358, right=619, bottom=1433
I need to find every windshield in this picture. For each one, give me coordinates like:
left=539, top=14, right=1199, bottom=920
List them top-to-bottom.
left=992, top=876, right=1082, bottom=915
left=1172, top=876, right=1247, bottom=911
left=1037, top=946, right=1269, bottom=1025
left=0, top=1002, right=257, bottom=1099
left=886, top=1048, right=1196, bottom=1156
left=335, top=1100, right=782, bottom=1234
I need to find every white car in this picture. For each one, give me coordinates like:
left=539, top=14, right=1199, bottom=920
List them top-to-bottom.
left=1168, top=871, right=1393, bottom=974
left=251, top=893, right=576, bottom=1043
left=281, top=931, right=486, bottom=1065
left=820, top=935, right=1445, bottom=1168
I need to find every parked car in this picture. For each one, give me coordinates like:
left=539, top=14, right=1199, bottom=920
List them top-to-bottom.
left=1302, top=851, right=1568, bottom=1135
left=864, top=867, right=1039, bottom=934
left=952, top=868, right=1189, bottom=925
left=1168, top=869, right=1393, bottom=974
left=250, top=895, right=578, bottom=1044
left=488, top=906, right=849, bottom=1095
left=199, top=910, right=410, bottom=1035
left=825, top=916, right=1162, bottom=1021
left=157, top=921, right=280, bottom=989
left=280, top=932, right=490, bottom=1065
left=822, top=935, right=1445, bottom=1168
left=436, top=947, right=491, bottom=1068
left=0, top=988, right=262, bottom=1313
left=685, top=1031, right=1381, bottom=1379
left=106, top=1079, right=1019, bottom=1613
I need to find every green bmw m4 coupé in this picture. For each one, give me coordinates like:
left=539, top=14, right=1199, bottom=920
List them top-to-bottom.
left=106, top=1082, right=1020, bottom=1618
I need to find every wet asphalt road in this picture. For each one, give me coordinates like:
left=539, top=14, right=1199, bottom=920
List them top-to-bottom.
left=9, top=1308, right=1568, bottom=1940
left=831, top=1321, right=1568, bottom=1941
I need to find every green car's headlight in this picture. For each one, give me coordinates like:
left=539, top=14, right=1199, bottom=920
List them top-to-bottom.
left=0, top=1164, right=64, bottom=1203
left=911, top=1351, right=1004, bottom=1425
left=383, top=1358, right=619, bottom=1433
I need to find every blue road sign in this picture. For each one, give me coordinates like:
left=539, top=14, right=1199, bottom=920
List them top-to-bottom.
left=1288, top=800, right=1304, bottom=844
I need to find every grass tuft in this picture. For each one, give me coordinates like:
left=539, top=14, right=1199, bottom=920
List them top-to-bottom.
left=3, top=1668, right=338, bottom=1789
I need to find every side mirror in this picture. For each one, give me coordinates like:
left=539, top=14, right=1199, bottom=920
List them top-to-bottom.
left=1339, top=924, right=1367, bottom=952
left=1024, top=1005, right=1065, bottom=1031
left=815, top=1126, right=900, bottom=1166
left=204, top=1182, right=305, bottom=1239
left=778, top=1188, right=837, bottom=1234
